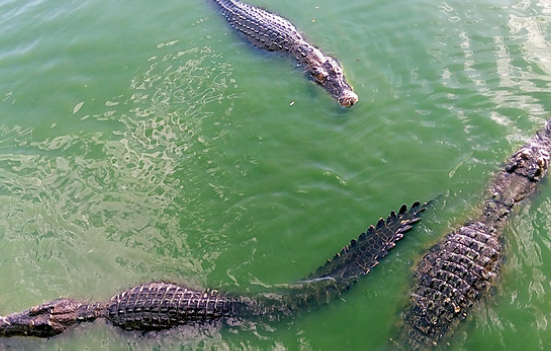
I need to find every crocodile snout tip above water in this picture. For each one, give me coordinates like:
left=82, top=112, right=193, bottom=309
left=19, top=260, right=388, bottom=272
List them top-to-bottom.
left=338, top=91, right=359, bottom=107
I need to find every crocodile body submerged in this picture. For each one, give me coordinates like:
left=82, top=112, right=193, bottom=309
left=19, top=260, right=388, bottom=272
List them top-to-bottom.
left=210, top=0, right=358, bottom=107
left=395, top=118, right=551, bottom=349
left=0, top=202, right=426, bottom=337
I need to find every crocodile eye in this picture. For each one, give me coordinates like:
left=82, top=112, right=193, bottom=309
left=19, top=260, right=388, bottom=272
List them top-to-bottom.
left=326, top=60, right=342, bottom=75
left=311, top=68, right=328, bottom=82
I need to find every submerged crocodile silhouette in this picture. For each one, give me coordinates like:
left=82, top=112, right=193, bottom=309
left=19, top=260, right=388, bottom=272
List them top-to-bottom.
left=210, top=0, right=359, bottom=107
left=393, top=117, right=551, bottom=349
left=0, top=202, right=427, bottom=337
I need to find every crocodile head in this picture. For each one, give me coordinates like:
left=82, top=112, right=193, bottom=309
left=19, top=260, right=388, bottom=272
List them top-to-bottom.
left=309, top=57, right=358, bottom=107
left=0, top=298, right=88, bottom=337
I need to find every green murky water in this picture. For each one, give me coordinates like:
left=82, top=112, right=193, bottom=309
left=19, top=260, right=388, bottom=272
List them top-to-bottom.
left=0, top=0, right=550, bottom=350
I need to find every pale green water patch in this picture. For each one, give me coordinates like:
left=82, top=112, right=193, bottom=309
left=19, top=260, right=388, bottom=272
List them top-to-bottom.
left=0, top=0, right=550, bottom=350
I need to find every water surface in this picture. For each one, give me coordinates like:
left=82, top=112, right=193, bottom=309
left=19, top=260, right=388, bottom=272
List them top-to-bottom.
left=0, top=0, right=550, bottom=350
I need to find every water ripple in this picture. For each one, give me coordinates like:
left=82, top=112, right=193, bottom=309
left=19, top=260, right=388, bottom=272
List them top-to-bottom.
left=0, top=40, right=243, bottom=305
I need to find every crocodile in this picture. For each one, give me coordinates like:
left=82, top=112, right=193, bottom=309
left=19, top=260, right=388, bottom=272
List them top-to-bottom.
left=210, top=0, right=359, bottom=107
left=395, top=118, right=551, bottom=350
left=0, top=202, right=426, bottom=338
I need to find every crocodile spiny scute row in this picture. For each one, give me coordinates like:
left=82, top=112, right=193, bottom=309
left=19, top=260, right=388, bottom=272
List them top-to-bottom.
left=0, top=202, right=426, bottom=338
left=403, top=222, right=501, bottom=345
left=106, top=282, right=236, bottom=330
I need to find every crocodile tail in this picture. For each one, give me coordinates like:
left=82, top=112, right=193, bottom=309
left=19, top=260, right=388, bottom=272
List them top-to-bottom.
left=233, top=202, right=428, bottom=320
left=295, top=202, right=428, bottom=300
